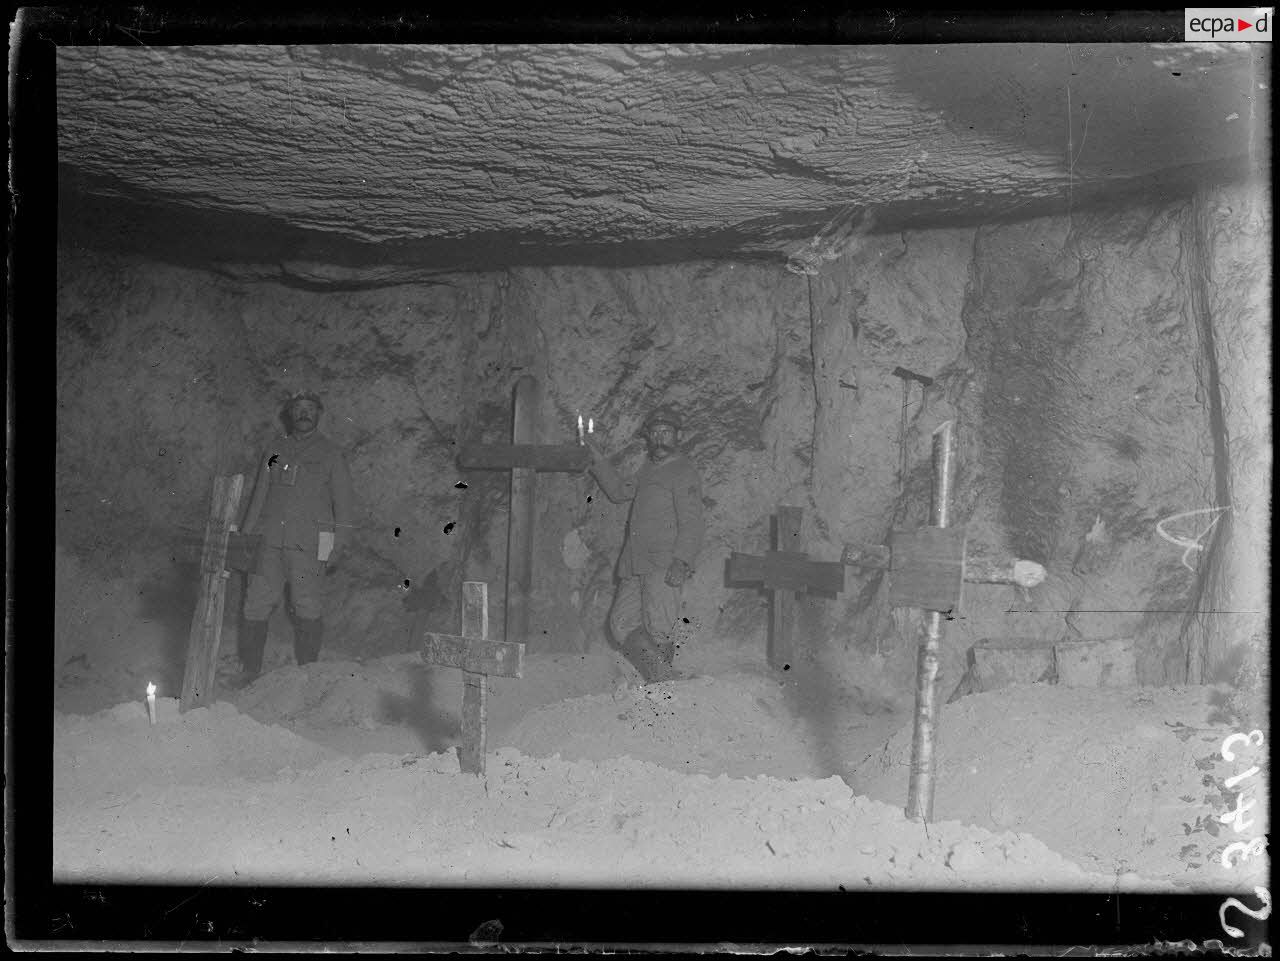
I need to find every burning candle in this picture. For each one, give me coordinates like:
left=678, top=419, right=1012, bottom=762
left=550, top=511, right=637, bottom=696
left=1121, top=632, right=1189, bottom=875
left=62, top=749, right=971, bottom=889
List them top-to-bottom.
left=576, top=413, right=585, bottom=445
left=588, top=417, right=594, bottom=435
left=146, top=682, right=157, bottom=725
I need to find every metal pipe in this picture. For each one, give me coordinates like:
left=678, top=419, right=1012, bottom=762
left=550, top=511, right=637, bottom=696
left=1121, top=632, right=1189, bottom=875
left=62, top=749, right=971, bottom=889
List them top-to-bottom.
left=905, top=420, right=956, bottom=822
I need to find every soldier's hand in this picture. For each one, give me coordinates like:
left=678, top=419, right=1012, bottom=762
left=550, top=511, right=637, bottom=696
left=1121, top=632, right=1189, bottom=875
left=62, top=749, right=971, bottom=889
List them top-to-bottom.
left=582, top=437, right=608, bottom=471
left=664, top=558, right=691, bottom=588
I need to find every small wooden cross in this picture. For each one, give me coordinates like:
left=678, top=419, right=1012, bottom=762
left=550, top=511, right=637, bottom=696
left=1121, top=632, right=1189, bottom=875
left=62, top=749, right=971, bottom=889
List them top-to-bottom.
left=726, top=505, right=845, bottom=669
left=422, top=581, right=525, bottom=776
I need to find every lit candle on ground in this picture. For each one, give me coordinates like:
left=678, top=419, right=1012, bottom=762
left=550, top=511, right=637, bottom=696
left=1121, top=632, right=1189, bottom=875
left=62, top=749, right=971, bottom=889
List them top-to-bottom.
left=576, top=413, right=585, bottom=445
left=588, top=417, right=594, bottom=435
left=146, top=682, right=157, bottom=725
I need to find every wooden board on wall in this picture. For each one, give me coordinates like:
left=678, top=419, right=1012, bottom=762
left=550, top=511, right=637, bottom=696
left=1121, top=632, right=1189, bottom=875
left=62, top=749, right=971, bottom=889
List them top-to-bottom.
left=888, top=526, right=967, bottom=613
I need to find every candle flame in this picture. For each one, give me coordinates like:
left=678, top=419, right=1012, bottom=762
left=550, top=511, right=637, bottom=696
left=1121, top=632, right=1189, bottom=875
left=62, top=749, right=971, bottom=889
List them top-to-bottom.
left=588, top=417, right=594, bottom=434
left=146, top=682, right=156, bottom=697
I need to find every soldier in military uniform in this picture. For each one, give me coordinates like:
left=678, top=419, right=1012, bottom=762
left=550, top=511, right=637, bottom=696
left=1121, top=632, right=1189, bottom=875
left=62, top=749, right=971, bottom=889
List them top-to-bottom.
left=233, top=391, right=355, bottom=684
left=586, top=405, right=705, bottom=682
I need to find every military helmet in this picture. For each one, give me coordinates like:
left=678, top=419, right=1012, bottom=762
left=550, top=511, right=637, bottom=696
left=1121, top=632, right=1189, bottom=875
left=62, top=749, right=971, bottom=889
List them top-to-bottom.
left=287, top=390, right=324, bottom=412
left=642, top=405, right=682, bottom=432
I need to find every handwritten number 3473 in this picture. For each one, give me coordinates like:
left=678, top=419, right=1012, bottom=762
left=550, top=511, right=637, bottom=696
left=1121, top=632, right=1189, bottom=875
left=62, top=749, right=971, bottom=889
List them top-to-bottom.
left=1217, top=729, right=1269, bottom=939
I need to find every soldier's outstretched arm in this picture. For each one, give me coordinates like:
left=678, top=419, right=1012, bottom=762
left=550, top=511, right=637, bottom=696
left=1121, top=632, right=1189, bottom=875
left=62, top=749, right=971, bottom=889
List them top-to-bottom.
left=584, top=438, right=636, bottom=504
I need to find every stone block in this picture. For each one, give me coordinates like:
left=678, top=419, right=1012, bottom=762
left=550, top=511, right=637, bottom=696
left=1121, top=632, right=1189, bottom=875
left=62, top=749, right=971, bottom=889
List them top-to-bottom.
left=971, top=638, right=1056, bottom=692
left=1054, top=638, right=1137, bottom=688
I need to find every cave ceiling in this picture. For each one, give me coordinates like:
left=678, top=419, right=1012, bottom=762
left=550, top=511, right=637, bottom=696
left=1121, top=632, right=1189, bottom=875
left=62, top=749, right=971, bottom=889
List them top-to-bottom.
left=56, top=42, right=1267, bottom=280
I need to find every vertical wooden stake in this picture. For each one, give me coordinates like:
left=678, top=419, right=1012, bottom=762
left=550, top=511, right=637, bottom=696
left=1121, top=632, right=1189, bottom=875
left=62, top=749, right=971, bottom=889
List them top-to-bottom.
left=506, top=376, right=539, bottom=651
left=906, top=422, right=956, bottom=822
left=180, top=474, right=244, bottom=712
left=768, top=506, right=804, bottom=670
left=458, top=581, right=489, bottom=776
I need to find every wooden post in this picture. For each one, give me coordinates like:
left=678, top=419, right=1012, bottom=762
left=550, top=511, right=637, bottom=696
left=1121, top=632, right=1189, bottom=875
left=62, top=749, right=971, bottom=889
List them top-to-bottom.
left=506, top=376, right=539, bottom=649
left=906, top=421, right=956, bottom=821
left=180, top=474, right=244, bottom=712
left=769, top=506, right=804, bottom=670
left=423, top=581, right=525, bottom=776
left=459, top=581, right=489, bottom=776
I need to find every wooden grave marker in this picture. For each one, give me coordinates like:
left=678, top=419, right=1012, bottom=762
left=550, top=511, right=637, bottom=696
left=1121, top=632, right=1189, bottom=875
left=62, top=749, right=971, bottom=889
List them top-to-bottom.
left=456, top=376, right=589, bottom=652
left=179, top=473, right=245, bottom=712
left=726, top=505, right=845, bottom=669
left=842, top=528, right=1046, bottom=617
left=422, top=581, right=525, bottom=776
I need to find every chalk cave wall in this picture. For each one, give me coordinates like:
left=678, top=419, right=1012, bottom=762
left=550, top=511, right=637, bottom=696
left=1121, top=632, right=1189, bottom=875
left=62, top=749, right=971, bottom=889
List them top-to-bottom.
left=56, top=179, right=1268, bottom=703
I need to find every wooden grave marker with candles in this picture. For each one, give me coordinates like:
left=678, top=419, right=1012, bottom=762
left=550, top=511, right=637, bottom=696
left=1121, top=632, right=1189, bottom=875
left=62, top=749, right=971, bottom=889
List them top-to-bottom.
left=456, top=375, right=591, bottom=653
left=839, top=423, right=1048, bottom=821
left=179, top=473, right=246, bottom=712
left=726, top=505, right=846, bottom=669
left=422, top=581, right=524, bottom=775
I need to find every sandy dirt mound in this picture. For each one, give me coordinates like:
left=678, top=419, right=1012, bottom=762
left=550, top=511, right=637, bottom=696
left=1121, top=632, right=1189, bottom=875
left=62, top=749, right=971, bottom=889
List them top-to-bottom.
left=220, top=650, right=626, bottom=757
left=502, top=671, right=832, bottom=779
left=849, top=683, right=1270, bottom=890
left=55, top=698, right=340, bottom=798
left=54, top=699, right=1165, bottom=891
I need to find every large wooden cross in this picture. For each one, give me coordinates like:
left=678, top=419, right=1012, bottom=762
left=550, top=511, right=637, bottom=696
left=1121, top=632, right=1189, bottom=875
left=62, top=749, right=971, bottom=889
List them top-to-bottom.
left=456, top=376, right=588, bottom=652
left=726, top=505, right=846, bottom=670
left=422, top=581, right=524, bottom=776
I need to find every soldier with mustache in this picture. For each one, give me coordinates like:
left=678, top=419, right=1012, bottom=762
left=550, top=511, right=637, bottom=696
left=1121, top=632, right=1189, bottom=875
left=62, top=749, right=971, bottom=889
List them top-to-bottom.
left=232, top=391, right=355, bottom=686
left=586, top=405, right=705, bottom=683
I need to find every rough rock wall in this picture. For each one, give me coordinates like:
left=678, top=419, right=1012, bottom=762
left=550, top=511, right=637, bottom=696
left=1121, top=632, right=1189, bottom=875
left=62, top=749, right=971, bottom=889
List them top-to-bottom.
left=56, top=180, right=1267, bottom=699
left=796, top=180, right=1268, bottom=706
left=1178, top=185, right=1271, bottom=687
left=55, top=250, right=814, bottom=661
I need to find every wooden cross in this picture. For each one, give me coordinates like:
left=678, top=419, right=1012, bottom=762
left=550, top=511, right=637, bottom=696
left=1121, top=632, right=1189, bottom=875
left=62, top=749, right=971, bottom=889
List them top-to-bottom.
left=456, top=376, right=589, bottom=652
left=179, top=474, right=245, bottom=712
left=726, top=505, right=845, bottom=670
left=422, top=581, right=524, bottom=776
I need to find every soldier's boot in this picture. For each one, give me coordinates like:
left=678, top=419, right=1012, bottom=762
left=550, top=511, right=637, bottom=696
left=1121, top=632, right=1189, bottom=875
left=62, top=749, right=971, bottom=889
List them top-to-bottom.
left=293, top=616, right=325, bottom=666
left=230, top=618, right=269, bottom=689
left=624, top=628, right=673, bottom=684
left=656, top=639, right=684, bottom=678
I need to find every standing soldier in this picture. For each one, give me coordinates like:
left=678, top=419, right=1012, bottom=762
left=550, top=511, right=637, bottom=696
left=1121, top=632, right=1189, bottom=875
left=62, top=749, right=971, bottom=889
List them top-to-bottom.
left=233, top=391, right=355, bottom=686
left=586, top=405, right=705, bottom=682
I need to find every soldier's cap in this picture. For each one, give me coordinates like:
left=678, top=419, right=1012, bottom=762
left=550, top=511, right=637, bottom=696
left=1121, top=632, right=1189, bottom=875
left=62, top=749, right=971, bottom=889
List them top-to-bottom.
left=287, top=391, right=324, bottom=412
left=642, top=406, right=682, bottom=432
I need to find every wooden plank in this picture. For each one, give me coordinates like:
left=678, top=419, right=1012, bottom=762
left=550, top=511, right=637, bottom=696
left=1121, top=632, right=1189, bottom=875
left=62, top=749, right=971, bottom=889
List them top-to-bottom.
left=506, top=378, right=540, bottom=651
left=457, top=443, right=590, bottom=473
left=180, top=474, right=244, bottom=712
left=768, top=506, right=803, bottom=669
left=889, top=525, right=967, bottom=613
left=173, top=530, right=262, bottom=572
left=841, top=542, right=892, bottom=571
left=730, top=550, right=843, bottom=593
left=726, top=551, right=766, bottom=585
left=762, top=551, right=845, bottom=594
left=965, top=556, right=1046, bottom=587
left=462, top=580, right=488, bottom=640
left=461, top=581, right=489, bottom=776
left=422, top=632, right=525, bottom=678
left=972, top=638, right=1056, bottom=691
left=459, top=674, right=487, bottom=775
